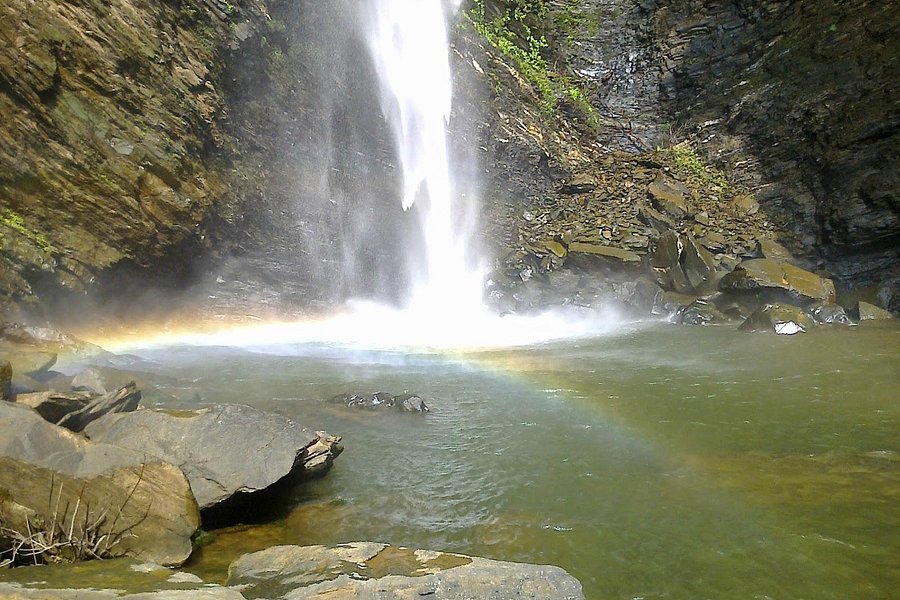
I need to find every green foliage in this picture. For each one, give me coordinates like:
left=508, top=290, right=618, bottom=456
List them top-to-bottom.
left=465, top=0, right=599, bottom=131
left=657, top=141, right=730, bottom=190
left=0, top=210, right=56, bottom=254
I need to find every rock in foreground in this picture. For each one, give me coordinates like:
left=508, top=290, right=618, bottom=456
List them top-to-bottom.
left=0, top=402, right=198, bottom=566
left=85, top=404, right=343, bottom=512
left=227, top=543, right=585, bottom=600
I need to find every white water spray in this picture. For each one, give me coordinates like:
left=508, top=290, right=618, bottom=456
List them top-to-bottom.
left=364, top=0, right=483, bottom=313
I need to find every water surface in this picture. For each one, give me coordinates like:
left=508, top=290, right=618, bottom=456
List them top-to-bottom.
left=104, top=323, right=900, bottom=598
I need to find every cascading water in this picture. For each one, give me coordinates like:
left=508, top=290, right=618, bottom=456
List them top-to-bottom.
left=94, top=0, right=621, bottom=352
left=363, top=0, right=483, bottom=313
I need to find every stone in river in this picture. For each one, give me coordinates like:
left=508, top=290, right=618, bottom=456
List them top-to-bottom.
left=677, top=299, right=728, bottom=326
left=738, top=303, right=816, bottom=334
left=810, top=303, right=855, bottom=326
left=85, top=404, right=343, bottom=513
left=227, top=543, right=585, bottom=599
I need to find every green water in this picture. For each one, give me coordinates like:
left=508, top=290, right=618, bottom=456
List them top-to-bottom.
left=22, top=322, right=900, bottom=598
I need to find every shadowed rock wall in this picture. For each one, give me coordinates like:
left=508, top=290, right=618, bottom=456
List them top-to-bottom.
left=654, top=0, right=898, bottom=286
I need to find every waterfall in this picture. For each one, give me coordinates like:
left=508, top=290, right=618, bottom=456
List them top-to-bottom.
left=363, top=0, right=484, bottom=313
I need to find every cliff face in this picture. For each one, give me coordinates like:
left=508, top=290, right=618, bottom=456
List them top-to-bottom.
left=0, top=0, right=895, bottom=319
left=0, top=0, right=239, bottom=313
left=655, top=0, right=898, bottom=286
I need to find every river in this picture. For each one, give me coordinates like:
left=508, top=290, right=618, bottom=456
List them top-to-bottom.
left=96, top=320, right=900, bottom=599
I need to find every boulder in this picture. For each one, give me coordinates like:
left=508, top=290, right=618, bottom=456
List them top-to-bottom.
left=650, top=230, right=681, bottom=269
left=680, top=233, right=718, bottom=292
left=719, top=258, right=836, bottom=304
left=857, top=301, right=894, bottom=321
left=738, top=304, right=816, bottom=334
left=0, top=350, right=57, bottom=378
left=1, top=360, right=10, bottom=400
left=56, top=382, right=141, bottom=433
left=14, top=390, right=93, bottom=423
left=0, top=402, right=199, bottom=566
left=85, top=404, right=343, bottom=511
left=226, top=543, right=585, bottom=600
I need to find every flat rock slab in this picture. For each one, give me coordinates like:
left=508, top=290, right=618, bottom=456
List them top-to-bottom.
left=0, top=402, right=198, bottom=566
left=85, top=404, right=342, bottom=511
left=227, top=543, right=585, bottom=599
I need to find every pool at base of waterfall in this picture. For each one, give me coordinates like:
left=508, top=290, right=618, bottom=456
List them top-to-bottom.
left=80, top=322, right=900, bottom=599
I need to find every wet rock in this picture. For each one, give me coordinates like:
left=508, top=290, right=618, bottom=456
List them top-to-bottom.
left=648, top=171, right=691, bottom=219
left=650, top=230, right=681, bottom=269
left=681, top=233, right=718, bottom=293
left=543, top=240, right=567, bottom=258
left=719, top=259, right=836, bottom=304
left=677, top=299, right=729, bottom=326
left=857, top=301, right=893, bottom=321
left=810, top=303, right=855, bottom=326
left=738, top=304, right=815, bottom=334
left=1, top=360, right=9, bottom=401
left=57, top=382, right=141, bottom=433
left=14, top=390, right=94, bottom=423
left=330, top=392, right=429, bottom=412
left=0, top=402, right=198, bottom=566
left=85, top=404, right=343, bottom=512
left=227, top=543, right=585, bottom=600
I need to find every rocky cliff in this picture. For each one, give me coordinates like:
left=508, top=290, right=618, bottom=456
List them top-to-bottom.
left=0, top=0, right=895, bottom=320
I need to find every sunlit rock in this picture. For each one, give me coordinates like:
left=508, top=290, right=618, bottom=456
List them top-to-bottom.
left=648, top=171, right=692, bottom=219
left=719, top=258, right=836, bottom=304
left=0, top=402, right=198, bottom=566
left=85, top=404, right=343, bottom=515
left=227, top=543, right=585, bottom=600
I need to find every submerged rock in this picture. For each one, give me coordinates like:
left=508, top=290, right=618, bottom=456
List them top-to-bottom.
left=738, top=304, right=815, bottom=334
left=330, top=392, right=430, bottom=412
left=0, top=402, right=198, bottom=566
left=85, top=404, right=343, bottom=512
left=227, top=543, right=585, bottom=600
